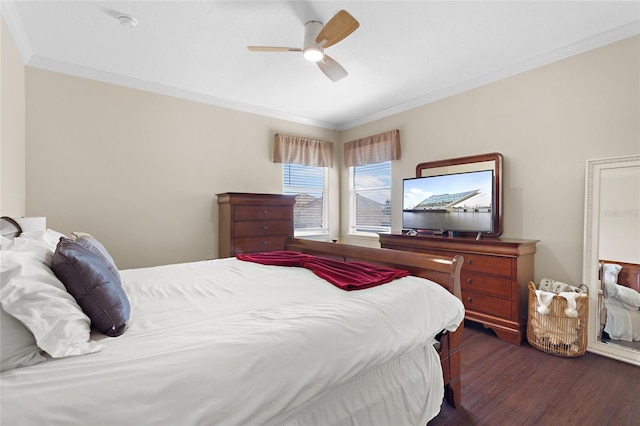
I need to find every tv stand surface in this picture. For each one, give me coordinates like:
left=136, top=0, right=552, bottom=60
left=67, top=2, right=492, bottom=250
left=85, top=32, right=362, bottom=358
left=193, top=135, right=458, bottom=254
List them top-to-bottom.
left=379, top=232, right=538, bottom=345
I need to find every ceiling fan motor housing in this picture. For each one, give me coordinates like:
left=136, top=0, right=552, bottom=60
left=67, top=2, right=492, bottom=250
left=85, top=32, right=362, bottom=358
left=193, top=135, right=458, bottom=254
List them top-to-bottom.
left=303, top=21, right=324, bottom=61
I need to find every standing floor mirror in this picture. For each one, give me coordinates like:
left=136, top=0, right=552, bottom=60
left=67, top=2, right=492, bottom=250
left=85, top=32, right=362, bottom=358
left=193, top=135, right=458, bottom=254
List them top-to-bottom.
left=583, top=154, right=640, bottom=366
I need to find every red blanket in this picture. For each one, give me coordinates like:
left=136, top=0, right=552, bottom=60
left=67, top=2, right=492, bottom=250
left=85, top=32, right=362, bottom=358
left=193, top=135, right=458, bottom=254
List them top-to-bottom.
left=236, top=251, right=410, bottom=291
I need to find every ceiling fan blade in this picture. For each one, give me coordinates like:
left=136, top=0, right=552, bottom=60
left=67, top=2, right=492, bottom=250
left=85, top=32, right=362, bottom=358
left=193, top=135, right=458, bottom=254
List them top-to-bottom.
left=315, top=10, right=359, bottom=48
left=247, top=46, right=302, bottom=52
left=317, top=54, right=348, bottom=82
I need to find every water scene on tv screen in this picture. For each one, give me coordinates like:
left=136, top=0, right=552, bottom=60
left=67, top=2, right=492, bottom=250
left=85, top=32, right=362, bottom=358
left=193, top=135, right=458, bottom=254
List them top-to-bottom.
left=403, top=170, right=493, bottom=232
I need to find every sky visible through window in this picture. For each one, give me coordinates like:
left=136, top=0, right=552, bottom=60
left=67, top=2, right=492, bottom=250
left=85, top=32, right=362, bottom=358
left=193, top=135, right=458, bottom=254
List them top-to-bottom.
left=355, top=162, right=391, bottom=204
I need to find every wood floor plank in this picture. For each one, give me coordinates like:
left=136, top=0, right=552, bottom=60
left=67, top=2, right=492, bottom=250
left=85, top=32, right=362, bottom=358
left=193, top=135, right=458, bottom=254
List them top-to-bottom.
left=429, top=321, right=640, bottom=426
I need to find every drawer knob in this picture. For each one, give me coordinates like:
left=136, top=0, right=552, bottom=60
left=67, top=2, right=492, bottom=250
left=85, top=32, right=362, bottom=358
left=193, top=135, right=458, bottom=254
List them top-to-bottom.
left=263, top=210, right=268, bottom=215
left=263, top=225, right=268, bottom=230
left=262, top=240, right=267, bottom=245
left=466, top=259, right=473, bottom=265
left=467, top=278, right=472, bottom=284
left=467, top=297, right=473, bottom=303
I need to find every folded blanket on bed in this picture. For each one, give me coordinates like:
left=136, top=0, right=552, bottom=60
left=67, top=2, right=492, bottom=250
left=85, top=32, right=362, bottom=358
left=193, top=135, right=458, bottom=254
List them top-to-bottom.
left=236, top=251, right=410, bottom=290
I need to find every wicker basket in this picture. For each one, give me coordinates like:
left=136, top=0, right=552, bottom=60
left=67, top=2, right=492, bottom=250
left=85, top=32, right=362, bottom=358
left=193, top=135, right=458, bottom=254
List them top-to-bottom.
left=526, top=281, right=589, bottom=357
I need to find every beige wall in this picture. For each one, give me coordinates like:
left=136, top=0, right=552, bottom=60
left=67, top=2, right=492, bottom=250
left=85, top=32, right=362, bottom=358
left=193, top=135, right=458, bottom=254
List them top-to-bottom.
left=1, top=17, right=26, bottom=216
left=10, top=27, right=640, bottom=282
left=340, top=35, right=640, bottom=285
left=25, top=69, right=338, bottom=268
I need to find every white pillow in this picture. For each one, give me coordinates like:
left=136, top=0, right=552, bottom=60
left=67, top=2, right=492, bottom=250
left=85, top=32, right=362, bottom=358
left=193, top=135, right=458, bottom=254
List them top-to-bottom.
left=15, top=228, right=67, bottom=250
left=7, top=229, right=67, bottom=265
left=0, top=236, right=13, bottom=250
left=9, top=236, right=56, bottom=266
left=0, top=250, right=103, bottom=358
left=602, top=263, right=622, bottom=286
left=604, top=280, right=618, bottom=299
left=612, top=284, right=640, bottom=309
left=0, top=307, right=47, bottom=371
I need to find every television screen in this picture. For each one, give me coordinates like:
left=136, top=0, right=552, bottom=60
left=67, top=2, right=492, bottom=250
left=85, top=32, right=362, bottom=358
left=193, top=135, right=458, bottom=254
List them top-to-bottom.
left=402, top=169, right=494, bottom=234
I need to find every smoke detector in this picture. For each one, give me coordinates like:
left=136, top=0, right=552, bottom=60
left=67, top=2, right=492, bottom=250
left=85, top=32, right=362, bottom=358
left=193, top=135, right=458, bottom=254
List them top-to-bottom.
left=118, top=15, right=137, bottom=28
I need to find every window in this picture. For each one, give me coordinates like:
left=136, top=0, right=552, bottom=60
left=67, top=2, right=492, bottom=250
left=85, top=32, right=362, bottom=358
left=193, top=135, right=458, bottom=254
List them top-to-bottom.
left=350, top=161, right=391, bottom=234
left=282, top=164, right=328, bottom=235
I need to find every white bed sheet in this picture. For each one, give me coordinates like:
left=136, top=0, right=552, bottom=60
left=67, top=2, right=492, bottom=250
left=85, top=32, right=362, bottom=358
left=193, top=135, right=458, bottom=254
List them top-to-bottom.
left=1, top=257, right=464, bottom=425
left=604, top=299, right=640, bottom=341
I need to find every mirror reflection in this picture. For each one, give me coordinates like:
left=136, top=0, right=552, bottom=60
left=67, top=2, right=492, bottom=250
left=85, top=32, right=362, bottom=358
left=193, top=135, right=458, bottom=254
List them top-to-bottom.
left=417, top=152, right=503, bottom=238
left=585, top=154, right=640, bottom=365
left=597, top=161, right=640, bottom=350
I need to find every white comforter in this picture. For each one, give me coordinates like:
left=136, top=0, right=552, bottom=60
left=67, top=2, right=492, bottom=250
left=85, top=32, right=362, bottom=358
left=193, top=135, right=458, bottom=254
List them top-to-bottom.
left=1, top=257, right=464, bottom=425
left=604, top=299, right=640, bottom=341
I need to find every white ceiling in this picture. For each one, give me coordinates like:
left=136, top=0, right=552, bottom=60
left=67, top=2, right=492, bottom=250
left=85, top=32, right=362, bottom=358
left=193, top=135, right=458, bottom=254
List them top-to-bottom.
left=3, top=1, right=640, bottom=130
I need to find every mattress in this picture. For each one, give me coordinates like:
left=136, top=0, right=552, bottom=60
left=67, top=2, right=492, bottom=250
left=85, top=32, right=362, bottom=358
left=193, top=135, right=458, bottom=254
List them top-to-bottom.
left=1, top=257, right=464, bottom=425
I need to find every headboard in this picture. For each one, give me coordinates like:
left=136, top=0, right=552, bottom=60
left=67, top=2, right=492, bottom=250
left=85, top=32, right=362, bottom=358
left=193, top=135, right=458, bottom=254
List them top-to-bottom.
left=0, top=216, right=22, bottom=240
left=600, top=259, right=640, bottom=293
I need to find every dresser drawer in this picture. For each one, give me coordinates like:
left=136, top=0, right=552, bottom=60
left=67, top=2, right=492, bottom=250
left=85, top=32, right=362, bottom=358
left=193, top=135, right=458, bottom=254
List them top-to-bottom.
left=233, top=205, right=293, bottom=221
left=234, top=221, right=292, bottom=238
left=378, top=232, right=538, bottom=345
left=232, top=236, right=290, bottom=254
left=462, top=254, right=511, bottom=277
left=461, top=271, right=511, bottom=298
left=462, top=291, right=511, bottom=319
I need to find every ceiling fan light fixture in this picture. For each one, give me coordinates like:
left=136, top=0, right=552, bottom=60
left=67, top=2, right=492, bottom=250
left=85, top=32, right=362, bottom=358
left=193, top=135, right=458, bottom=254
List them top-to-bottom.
left=247, top=11, right=358, bottom=81
left=303, top=47, right=324, bottom=62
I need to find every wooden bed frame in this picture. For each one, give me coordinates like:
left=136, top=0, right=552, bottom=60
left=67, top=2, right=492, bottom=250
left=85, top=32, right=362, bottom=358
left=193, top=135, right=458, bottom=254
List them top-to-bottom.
left=1, top=215, right=465, bottom=409
left=285, top=237, right=464, bottom=408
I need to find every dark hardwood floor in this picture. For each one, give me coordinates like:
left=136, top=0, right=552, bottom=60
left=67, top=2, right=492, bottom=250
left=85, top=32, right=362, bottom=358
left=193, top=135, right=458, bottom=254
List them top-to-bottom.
left=429, top=321, right=640, bottom=426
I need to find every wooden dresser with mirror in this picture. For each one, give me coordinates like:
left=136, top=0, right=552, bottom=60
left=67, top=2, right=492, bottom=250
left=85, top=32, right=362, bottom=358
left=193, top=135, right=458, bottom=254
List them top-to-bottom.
left=381, top=153, right=538, bottom=344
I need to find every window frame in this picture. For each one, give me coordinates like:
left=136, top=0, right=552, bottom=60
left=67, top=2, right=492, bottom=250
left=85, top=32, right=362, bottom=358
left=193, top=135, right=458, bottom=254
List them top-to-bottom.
left=282, top=163, right=330, bottom=236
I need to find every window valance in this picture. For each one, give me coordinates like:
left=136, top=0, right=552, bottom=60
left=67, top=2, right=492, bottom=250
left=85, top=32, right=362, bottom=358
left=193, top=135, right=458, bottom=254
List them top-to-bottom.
left=343, top=129, right=401, bottom=167
left=273, top=134, right=334, bottom=168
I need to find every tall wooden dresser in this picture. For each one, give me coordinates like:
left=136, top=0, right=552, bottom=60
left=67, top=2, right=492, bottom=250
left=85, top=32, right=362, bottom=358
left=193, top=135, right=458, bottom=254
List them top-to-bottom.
left=216, top=192, right=296, bottom=258
left=379, top=232, right=538, bottom=345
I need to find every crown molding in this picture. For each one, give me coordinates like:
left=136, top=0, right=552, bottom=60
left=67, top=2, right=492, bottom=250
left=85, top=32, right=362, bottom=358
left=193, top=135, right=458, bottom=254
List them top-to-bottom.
left=1, top=0, right=33, bottom=63
left=1, top=0, right=337, bottom=130
left=3, top=0, right=638, bottom=133
left=336, top=20, right=640, bottom=131
left=26, top=55, right=338, bottom=129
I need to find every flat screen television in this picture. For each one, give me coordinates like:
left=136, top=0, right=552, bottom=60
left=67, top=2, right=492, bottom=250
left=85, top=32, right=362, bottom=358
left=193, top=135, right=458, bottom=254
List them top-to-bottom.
left=402, top=169, right=495, bottom=236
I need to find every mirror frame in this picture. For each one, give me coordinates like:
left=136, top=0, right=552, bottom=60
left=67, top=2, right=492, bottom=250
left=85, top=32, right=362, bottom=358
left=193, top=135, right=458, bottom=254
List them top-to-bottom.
left=416, top=152, right=503, bottom=237
left=583, top=154, right=640, bottom=366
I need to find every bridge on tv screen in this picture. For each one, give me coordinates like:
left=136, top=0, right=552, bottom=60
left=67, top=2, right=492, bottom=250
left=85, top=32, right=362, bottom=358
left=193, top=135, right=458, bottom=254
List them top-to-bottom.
left=409, top=189, right=490, bottom=212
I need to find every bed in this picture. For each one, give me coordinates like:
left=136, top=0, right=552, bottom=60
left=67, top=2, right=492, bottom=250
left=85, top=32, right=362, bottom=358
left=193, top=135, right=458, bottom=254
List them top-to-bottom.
left=1, top=218, right=465, bottom=425
left=599, top=259, right=640, bottom=342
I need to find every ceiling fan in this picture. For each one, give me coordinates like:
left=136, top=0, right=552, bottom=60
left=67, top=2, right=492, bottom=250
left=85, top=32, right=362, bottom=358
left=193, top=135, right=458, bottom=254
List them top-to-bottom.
left=247, top=10, right=359, bottom=82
